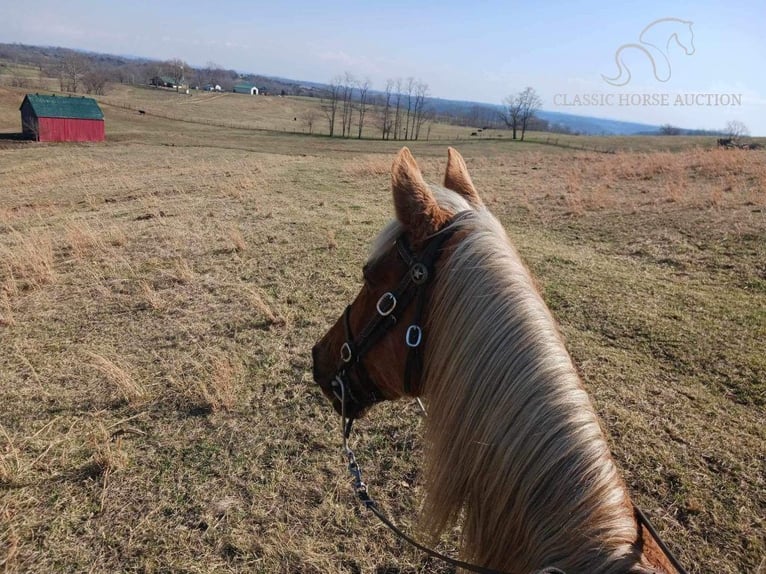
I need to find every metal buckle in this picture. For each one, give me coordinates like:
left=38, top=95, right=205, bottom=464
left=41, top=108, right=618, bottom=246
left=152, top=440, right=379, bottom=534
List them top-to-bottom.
left=410, top=262, right=428, bottom=285
left=376, top=292, right=397, bottom=316
left=405, top=325, right=422, bottom=348
left=340, top=342, right=353, bottom=363
left=331, top=377, right=345, bottom=402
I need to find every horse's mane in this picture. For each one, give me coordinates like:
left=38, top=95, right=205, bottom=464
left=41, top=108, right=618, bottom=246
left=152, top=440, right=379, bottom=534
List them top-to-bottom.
left=370, top=187, right=647, bottom=573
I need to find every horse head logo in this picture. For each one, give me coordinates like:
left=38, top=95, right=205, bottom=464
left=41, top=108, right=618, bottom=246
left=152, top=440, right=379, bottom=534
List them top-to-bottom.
left=602, top=17, right=695, bottom=86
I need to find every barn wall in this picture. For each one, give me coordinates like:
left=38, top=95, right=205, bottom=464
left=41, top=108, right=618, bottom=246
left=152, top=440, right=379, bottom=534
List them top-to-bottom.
left=20, top=103, right=39, bottom=140
left=37, top=118, right=105, bottom=142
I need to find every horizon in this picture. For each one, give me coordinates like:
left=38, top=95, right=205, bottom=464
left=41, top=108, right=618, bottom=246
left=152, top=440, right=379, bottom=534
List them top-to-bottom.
left=2, top=1, right=764, bottom=135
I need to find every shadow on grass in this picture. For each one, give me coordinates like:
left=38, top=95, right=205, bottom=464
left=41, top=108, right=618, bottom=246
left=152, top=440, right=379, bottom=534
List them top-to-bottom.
left=0, top=132, right=31, bottom=141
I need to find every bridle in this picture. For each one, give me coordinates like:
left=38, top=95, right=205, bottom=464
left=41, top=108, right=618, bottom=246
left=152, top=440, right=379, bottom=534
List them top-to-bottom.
left=326, top=209, right=564, bottom=574
left=329, top=209, right=474, bottom=426
left=323, top=210, right=689, bottom=574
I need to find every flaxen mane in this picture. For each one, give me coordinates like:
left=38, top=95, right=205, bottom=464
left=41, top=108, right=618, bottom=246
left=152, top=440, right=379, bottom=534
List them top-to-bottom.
left=369, top=186, right=650, bottom=574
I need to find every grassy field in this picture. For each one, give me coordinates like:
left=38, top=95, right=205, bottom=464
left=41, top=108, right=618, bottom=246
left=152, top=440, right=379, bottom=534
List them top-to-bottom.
left=0, top=83, right=764, bottom=573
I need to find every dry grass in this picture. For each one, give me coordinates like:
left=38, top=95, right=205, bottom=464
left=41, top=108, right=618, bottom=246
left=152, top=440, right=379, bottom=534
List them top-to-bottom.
left=0, top=83, right=763, bottom=573
left=342, top=154, right=391, bottom=177
left=63, top=219, right=107, bottom=259
left=226, top=225, right=247, bottom=253
left=1, top=230, right=56, bottom=291
left=243, top=286, right=284, bottom=327
left=87, top=352, right=148, bottom=405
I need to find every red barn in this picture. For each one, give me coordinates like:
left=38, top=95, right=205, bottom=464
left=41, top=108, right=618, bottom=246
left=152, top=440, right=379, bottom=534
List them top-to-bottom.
left=20, top=94, right=105, bottom=142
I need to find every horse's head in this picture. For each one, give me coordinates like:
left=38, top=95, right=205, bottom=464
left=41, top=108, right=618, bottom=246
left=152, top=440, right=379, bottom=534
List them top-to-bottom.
left=672, top=20, right=695, bottom=56
left=312, top=147, right=482, bottom=419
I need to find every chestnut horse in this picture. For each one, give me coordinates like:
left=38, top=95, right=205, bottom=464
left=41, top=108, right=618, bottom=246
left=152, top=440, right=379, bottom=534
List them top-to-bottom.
left=312, top=148, right=681, bottom=574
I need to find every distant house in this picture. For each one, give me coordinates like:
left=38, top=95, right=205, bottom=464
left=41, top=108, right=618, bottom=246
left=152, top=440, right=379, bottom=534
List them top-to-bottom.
left=150, top=76, right=178, bottom=88
left=233, top=83, right=259, bottom=95
left=202, top=84, right=222, bottom=92
left=20, top=94, right=105, bottom=142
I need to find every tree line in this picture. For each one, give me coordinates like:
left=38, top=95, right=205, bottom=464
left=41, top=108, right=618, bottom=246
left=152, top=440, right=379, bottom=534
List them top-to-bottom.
left=0, top=43, right=301, bottom=96
left=317, top=73, right=434, bottom=140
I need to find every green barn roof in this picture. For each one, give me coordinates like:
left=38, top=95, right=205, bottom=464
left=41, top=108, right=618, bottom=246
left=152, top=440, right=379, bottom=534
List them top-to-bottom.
left=233, top=83, right=257, bottom=93
left=21, top=94, right=104, bottom=120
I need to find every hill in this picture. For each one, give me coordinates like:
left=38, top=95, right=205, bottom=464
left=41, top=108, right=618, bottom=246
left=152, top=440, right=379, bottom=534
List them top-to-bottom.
left=0, top=42, right=714, bottom=137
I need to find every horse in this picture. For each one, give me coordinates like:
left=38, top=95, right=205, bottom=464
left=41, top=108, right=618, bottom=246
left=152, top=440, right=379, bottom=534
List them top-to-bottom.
left=602, top=18, right=695, bottom=86
left=312, top=147, right=682, bottom=574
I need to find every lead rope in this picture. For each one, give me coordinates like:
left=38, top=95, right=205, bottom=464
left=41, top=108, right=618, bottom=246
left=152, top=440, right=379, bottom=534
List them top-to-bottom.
left=332, top=377, right=564, bottom=574
left=334, top=380, right=687, bottom=574
left=634, top=505, right=689, bottom=574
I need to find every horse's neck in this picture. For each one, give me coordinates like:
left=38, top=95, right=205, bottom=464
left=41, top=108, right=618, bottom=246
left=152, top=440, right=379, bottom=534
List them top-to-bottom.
left=420, top=221, right=664, bottom=573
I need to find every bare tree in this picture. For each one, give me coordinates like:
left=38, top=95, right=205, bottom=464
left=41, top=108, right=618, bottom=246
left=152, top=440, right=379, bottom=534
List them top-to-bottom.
left=59, top=52, right=89, bottom=93
left=166, top=59, right=187, bottom=92
left=115, top=63, right=141, bottom=85
left=83, top=67, right=109, bottom=95
left=339, top=72, right=356, bottom=138
left=321, top=76, right=342, bottom=137
left=355, top=77, right=371, bottom=139
left=403, top=77, right=415, bottom=140
left=380, top=79, right=394, bottom=140
left=393, top=79, right=403, bottom=140
left=412, top=81, right=430, bottom=140
left=500, top=87, right=542, bottom=141
left=518, top=87, right=542, bottom=141
left=499, top=93, right=523, bottom=140
left=303, top=108, right=318, bottom=134
left=725, top=120, right=750, bottom=141
left=659, top=124, right=682, bottom=135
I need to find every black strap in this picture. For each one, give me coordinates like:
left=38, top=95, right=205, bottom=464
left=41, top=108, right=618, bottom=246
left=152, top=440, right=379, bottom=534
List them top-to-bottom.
left=338, top=211, right=474, bottom=408
left=350, top=450, right=685, bottom=574
left=365, top=499, right=564, bottom=574
left=635, top=505, right=688, bottom=574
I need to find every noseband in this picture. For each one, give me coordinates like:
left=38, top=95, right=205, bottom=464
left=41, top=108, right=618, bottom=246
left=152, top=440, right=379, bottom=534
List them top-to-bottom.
left=331, top=210, right=473, bottom=423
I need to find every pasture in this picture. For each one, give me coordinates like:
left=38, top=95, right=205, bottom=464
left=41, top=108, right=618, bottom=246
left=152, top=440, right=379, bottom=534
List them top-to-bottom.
left=0, top=84, right=764, bottom=573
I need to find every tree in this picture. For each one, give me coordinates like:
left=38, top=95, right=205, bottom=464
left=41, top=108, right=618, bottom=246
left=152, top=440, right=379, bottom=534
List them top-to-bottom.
left=59, top=52, right=89, bottom=93
left=166, top=59, right=187, bottom=92
left=204, top=62, right=227, bottom=88
left=83, top=67, right=109, bottom=95
left=340, top=72, right=355, bottom=138
left=321, top=76, right=342, bottom=137
left=356, top=77, right=371, bottom=139
left=372, top=77, right=431, bottom=141
left=403, top=77, right=415, bottom=140
left=380, top=79, right=394, bottom=140
left=393, top=79, right=403, bottom=140
left=412, top=81, right=431, bottom=140
left=500, top=87, right=542, bottom=141
left=518, top=87, right=542, bottom=141
left=499, top=94, right=523, bottom=140
left=303, top=109, right=318, bottom=134
left=725, top=120, right=749, bottom=141
left=659, top=124, right=682, bottom=135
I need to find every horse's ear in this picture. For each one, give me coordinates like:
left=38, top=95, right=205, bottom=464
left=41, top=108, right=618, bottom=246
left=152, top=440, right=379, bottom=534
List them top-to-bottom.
left=392, top=147, right=450, bottom=242
left=444, top=147, right=482, bottom=206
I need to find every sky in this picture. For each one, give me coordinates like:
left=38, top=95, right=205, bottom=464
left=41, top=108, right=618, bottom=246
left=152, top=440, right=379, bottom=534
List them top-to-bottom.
left=2, top=1, right=764, bottom=134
